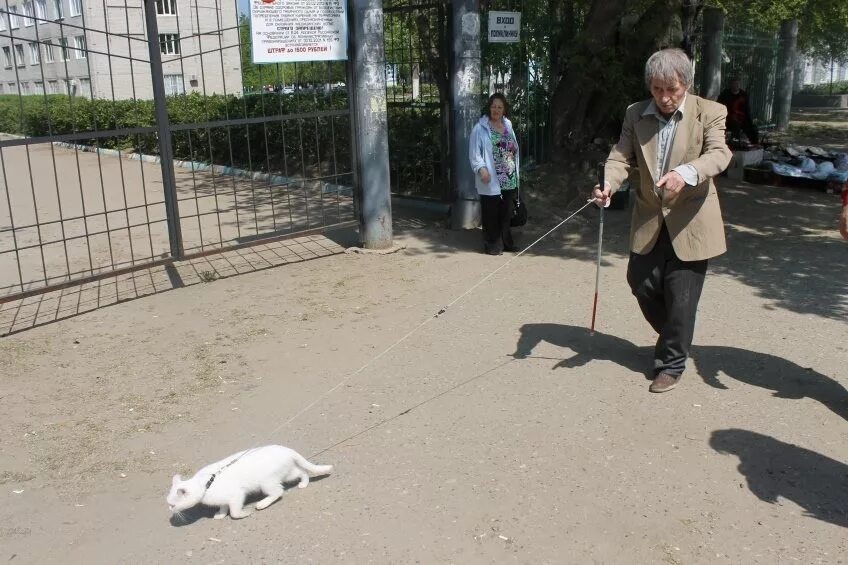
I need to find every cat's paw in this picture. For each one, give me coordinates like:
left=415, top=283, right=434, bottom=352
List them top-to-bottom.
left=229, top=510, right=252, bottom=519
left=213, top=512, right=227, bottom=520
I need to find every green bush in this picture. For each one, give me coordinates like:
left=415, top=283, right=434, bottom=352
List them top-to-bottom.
left=800, top=80, right=848, bottom=95
left=0, top=91, right=352, bottom=179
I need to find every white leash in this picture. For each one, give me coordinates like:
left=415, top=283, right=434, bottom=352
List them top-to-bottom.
left=216, top=197, right=597, bottom=470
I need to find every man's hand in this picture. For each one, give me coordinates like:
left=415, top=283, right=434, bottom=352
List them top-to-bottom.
left=479, top=168, right=491, bottom=184
left=656, top=170, right=686, bottom=195
left=592, top=184, right=611, bottom=207
left=840, top=206, right=848, bottom=241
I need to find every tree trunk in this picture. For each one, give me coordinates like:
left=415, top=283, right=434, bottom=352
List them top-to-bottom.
left=550, top=0, right=629, bottom=154
left=550, top=0, right=683, bottom=156
left=679, top=0, right=704, bottom=58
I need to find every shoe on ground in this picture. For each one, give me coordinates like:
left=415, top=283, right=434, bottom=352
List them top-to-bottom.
left=649, top=372, right=681, bottom=393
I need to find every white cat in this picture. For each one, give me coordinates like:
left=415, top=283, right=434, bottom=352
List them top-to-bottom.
left=167, top=445, right=333, bottom=519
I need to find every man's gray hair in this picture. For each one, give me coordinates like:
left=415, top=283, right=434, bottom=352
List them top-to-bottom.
left=644, top=48, right=694, bottom=89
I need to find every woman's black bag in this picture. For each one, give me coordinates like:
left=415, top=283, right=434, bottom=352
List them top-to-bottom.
left=510, top=181, right=527, bottom=227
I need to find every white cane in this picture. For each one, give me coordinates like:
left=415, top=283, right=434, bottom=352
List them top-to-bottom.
left=590, top=161, right=605, bottom=335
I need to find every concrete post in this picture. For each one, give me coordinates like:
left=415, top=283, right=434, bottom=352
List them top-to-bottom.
left=349, top=0, right=393, bottom=249
left=449, top=0, right=482, bottom=230
left=699, top=7, right=724, bottom=100
left=775, top=19, right=799, bottom=131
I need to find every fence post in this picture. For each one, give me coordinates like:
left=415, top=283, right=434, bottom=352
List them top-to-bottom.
left=143, top=0, right=183, bottom=259
left=349, top=0, right=393, bottom=249
left=449, top=0, right=481, bottom=230
left=699, top=7, right=724, bottom=100
left=774, top=19, right=799, bottom=132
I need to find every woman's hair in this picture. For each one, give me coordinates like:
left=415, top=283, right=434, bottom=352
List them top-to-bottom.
left=644, top=48, right=694, bottom=89
left=487, top=93, right=510, bottom=118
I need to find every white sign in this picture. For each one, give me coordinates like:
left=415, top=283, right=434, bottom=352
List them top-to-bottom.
left=251, top=0, right=348, bottom=64
left=488, top=11, right=520, bottom=43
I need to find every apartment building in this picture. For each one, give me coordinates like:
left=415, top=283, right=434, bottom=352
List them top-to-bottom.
left=0, top=0, right=243, bottom=99
left=793, top=56, right=848, bottom=88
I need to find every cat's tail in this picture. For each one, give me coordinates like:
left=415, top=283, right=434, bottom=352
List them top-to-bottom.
left=295, top=453, right=333, bottom=476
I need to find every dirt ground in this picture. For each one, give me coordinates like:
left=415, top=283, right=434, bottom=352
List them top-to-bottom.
left=1, top=122, right=847, bottom=563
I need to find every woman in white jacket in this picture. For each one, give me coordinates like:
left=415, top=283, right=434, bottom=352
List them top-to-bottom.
left=469, top=93, right=520, bottom=255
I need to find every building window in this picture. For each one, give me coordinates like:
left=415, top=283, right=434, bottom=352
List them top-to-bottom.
left=36, top=0, right=47, bottom=23
left=52, top=0, right=63, bottom=20
left=69, top=0, right=81, bottom=17
left=156, top=0, right=176, bottom=15
left=23, top=1, right=35, bottom=26
left=9, top=5, right=20, bottom=28
left=0, top=11, right=5, bottom=31
left=159, top=34, right=180, bottom=56
left=73, top=35, right=86, bottom=59
left=59, top=37, right=69, bottom=60
left=44, top=39, right=54, bottom=62
left=29, top=41, right=40, bottom=64
left=15, top=44, right=25, bottom=67
left=2, top=47, right=11, bottom=68
left=164, top=74, right=184, bottom=95
left=79, top=77, right=90, bottom=97
left=48, top=79, right=58, bottom=93
left=64, top=79, right=73, bottom=95
left=34, top=81, right=43, bottom=94
left=21, top=82, right=30, bottom=94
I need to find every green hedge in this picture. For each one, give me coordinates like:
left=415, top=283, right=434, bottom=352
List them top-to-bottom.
left=800, top=80, right=848, bottom=95
left=0, top=92, right=352, bottom=179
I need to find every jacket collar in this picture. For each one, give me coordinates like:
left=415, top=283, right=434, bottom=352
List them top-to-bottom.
left=642, top=94, right=688, bottom=121
left=635, top=95, right=701, bottom=186
left=478, top=115, right=513, bottom=133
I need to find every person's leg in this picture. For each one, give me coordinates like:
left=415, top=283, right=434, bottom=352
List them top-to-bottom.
left=743, top=118, right=759, bottom=144
left=726, top=119, right=743, bottom=140
left=500, top=189, right=516, bottom=251
left=479, top=194, right=502, bottom=254
left=626, top=229, right=670, bottom=338
left=654, top=254, right=708, bottom=378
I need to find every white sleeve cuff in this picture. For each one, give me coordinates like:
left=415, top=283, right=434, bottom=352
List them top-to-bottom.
left=673, top=164, right=699, bottom=186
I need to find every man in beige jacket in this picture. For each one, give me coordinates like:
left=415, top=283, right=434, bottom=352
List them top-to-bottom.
left=593, top=48, right=732, bottom=393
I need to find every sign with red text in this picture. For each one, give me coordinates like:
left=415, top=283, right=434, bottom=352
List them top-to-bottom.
left=251, top=0, right=348, bottom=63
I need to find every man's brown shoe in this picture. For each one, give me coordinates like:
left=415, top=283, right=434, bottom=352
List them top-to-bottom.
left=649, top=372, right=681, bottom=393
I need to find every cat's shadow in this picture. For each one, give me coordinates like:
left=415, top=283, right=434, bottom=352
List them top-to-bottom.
left=169, top=474, right=331, bottom=527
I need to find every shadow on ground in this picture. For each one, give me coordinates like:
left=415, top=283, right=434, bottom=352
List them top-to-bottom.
left=398, top=171, right=847, bottom=321
left=0, top=229, right=358, bottom=336
left=512, top=323, right=848, bottom=422
left=710, top=429, right=848, bottom=528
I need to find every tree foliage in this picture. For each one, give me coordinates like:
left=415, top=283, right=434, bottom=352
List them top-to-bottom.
left=712, top=0, right=848, bottom=62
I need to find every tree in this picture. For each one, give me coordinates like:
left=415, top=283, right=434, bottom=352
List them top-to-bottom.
left=544, top=0, right=848, bottom=154
left=548, top=0, right=700, bottom=153
left=714, top=0, right=848, bottom=72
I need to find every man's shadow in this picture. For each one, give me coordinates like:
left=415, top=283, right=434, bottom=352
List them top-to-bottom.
left=512, top=323, right=848, bottom=421
left=710, top=429, right=848, bottom=528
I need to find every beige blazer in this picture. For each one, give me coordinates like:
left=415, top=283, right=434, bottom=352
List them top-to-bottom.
left=605, top=94, right=733, bottom=261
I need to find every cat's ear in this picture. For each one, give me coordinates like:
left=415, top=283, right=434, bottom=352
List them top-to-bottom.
left=172, top=474, right=182, bottom=485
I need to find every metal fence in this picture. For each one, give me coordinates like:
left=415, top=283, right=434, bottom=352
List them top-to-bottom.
left=0, top=0, right=356, bottom=302
left=382, top=0, right=553, bottom=201
left=383, top=0, right=450, bottom=200
left=480, top=0, right=552, bottom=167
left=694, top=24, right=781, bottom=125
left=720, top=26, right=780, bottom=124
